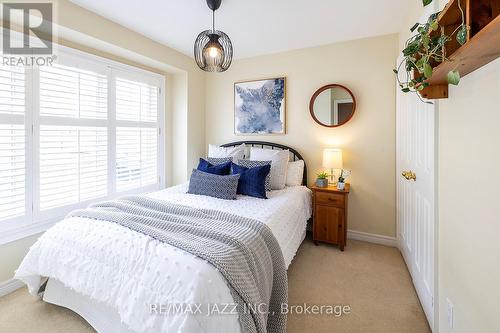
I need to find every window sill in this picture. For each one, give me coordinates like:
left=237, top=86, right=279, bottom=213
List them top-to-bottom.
left=0, top=185, right=164, bottom=246
left=0, top=218, right=59, bottom=245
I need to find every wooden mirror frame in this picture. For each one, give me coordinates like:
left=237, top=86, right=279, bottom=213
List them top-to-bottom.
left=309, top=84, right=356, bottom=128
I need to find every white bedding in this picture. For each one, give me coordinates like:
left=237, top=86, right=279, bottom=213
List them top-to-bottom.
left=15, top=184, right=312, bottom=333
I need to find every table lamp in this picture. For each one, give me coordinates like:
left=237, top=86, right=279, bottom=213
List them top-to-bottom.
left=323, top=148, right=343, bottom=184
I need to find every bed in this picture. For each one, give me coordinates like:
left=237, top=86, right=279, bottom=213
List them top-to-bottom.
left=15, top=141, right=312, bottom=333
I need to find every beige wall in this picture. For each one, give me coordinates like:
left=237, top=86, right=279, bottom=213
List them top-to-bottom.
left=0, top=0, right=205, bottom=283
left=205, top=34, right=399, bottom=238
left=438, top=58, right=500, bottom=333
left=0, top=235, right=40, bottom=282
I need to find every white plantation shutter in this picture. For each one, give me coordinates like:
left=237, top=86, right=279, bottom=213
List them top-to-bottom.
left=38, top=62, right=109, bottom=212
left=0, top=64, right=26, bottom=223
left=0, top=65, right=25, bottom=116
left=40, top=65, right=107, bottom=119
left=115, top=75, right=160, bottom=193
left=116, top=78, right=158, bottom=122
left=0, top=124, right=25, bottom=220
left=39, top=126, right=107, bottom=210
left=116, top=127, right=157, bottom=192
left=116, top=127, right=140, bottom=191
left=140, top=127, right=158, bottom=186
left=79, top=128, right=108, bottom=201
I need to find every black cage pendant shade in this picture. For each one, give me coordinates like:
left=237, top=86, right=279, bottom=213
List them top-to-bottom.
left=194, top=0, right=233, bottom=72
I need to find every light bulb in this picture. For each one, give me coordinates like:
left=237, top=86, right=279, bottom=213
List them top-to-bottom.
left=208, top=46, right=220, bottom=58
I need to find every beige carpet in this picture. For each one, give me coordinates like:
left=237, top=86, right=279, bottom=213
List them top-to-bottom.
left=0, top=236, right=430, bottom=333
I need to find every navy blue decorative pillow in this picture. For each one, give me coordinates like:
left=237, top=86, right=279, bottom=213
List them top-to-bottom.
left=197, top=158, right=231, bottom=175
left=236, top=159, right=272, bottom=191
left=231, top=163, right=271, bottom=199
left=188, top=169, right=240, bottom=200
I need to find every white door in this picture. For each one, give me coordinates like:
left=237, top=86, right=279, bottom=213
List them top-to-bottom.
left=396, top=69, right=436, bottom=330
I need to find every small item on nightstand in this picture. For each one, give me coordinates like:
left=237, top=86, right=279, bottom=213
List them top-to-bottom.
left=336, top=169, right=351, bottom=190
left=315, top=172, right=329, bottom=187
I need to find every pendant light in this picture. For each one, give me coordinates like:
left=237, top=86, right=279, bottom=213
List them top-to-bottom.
left=194, top=0, right=233, bottom=72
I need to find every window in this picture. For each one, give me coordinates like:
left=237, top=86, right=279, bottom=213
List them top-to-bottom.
left=0, top=45, right=165, bottom=244
left=0, top=64, right=25, bottom=222
left=38, top=64, right=109, bottom=211
left=39, top=64, right=108, bottom=119
left=115, top=77, right=159, bottom=192
left=116, top=77, right=158, bottom=122
left=39, top=125, right=108, bottom=210
left=116, top=127, right=157, bottom=192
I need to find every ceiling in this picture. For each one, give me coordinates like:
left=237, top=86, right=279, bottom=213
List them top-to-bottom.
left=70, top=0, right=411, bottom=59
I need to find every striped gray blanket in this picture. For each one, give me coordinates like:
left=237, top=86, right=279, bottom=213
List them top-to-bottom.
left=68, top=195, right=287, bottom=333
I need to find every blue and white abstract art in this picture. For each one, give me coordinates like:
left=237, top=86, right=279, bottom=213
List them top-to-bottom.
left=234, top=77, right=286, bottom=134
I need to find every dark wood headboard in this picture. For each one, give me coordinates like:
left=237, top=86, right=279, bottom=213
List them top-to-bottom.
left=221, top=141, right=307, bottom=186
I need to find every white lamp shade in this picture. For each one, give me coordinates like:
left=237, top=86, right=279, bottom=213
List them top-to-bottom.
left=323, top=149, right=343, bottom=169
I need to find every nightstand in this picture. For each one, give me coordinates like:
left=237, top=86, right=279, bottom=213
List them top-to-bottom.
left=311, top=184, right=350, bottom=251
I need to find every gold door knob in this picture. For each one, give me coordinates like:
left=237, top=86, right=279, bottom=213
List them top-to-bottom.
left=402, top=171, right=417, bottom=181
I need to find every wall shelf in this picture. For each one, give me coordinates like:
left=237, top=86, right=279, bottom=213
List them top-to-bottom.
left=420, top=0, right=500, bottom=99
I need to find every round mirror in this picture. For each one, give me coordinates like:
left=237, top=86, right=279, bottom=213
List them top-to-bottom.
left=309, top=84, right=356, bottom=127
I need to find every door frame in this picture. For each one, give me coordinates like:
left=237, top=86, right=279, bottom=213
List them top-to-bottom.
left=432, top=100, right=439, bottom=332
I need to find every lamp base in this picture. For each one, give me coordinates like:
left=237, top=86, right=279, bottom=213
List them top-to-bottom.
left=329, top=168, right=337, bottom=186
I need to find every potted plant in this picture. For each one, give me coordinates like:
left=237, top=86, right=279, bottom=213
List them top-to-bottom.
left=394, top=0, right=468, bottom=102
left=337, top=170, right=351, bottom=190
left=316, top=172, right=329, bottom=188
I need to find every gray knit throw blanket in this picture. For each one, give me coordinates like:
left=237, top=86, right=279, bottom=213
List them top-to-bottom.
left=68, top=196, right=287, bottom=333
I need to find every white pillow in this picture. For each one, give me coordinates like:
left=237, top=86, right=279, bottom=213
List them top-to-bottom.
left=208, top=143, right=245, bottom=160
left=250, top=147, right=289, bottom=190
left=286, top=160, right=305, bottom=186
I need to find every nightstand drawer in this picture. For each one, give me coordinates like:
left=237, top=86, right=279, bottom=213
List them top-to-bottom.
left=315, top=191, right=345, bottom=207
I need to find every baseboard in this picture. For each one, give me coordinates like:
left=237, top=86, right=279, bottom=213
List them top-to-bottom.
left=347, top=230, right=398, bottom=247
left=0, top=278, right=24, bottom=297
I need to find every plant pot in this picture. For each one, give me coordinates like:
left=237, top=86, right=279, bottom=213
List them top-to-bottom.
left=316, top=178, right=328, bottom=187
left=337, top=182, right=345, bottom=190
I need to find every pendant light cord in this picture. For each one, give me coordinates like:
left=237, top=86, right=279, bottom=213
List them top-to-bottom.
left=212, top=9, right=215, bottom=32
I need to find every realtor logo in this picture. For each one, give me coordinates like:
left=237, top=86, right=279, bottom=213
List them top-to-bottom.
left=2, top=2, right=53, bottom=55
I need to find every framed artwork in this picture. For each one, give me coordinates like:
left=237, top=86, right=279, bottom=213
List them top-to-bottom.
left=234, top=77, right=286, bottom=135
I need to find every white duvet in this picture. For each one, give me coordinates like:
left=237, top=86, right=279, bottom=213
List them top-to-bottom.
left=15, top=184, right=312, bottom=333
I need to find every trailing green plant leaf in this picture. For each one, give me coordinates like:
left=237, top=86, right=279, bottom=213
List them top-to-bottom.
left=423, top=0, right=432, bottom=6
left=430, top=19, right=439, bottom=31
left=456, top=25, right=467, bottom=45
left=422, top=35, right=430, bottom=49
left=403, top=42, right=420, bottom=56
left=423, top=63, right=433, bottom=79
left=447, top=70, right=460, bottom=85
